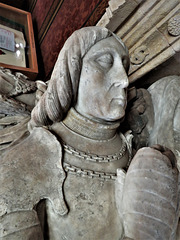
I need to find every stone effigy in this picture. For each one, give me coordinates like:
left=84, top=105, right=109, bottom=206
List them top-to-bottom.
left=0, top=26, right=179, bottom=240
left=0, top=67, right=48, bottom=156
left=127, top=75, right=180, bottom=169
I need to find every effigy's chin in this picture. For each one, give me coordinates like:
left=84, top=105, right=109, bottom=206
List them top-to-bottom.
left=122, top=147, right=180, bottom=240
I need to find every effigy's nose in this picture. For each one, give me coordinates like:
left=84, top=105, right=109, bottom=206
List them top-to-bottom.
left=113, top=62, right=129, bottom=89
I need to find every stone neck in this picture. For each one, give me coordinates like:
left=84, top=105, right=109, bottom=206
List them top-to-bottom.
left=62, top=108, right=120, bottom=140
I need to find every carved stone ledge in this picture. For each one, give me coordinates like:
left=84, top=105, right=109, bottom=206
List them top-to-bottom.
left=97, top=0, right=180, bottom=83
left=97, top=0, right=143, bottom=32
left=168, top=13, right=180, bottom=36
left=130, top=45, right=149, bottom=65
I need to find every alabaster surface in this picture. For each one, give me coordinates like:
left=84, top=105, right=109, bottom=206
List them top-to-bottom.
left=0, top=27, right=180, bottom=240
left=127, top=75, right=180, bottom=169
left=148, top=76, right=180, bottom=163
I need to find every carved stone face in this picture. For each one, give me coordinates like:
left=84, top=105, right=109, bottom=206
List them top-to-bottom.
left=75, top=36, right=129, bottom=123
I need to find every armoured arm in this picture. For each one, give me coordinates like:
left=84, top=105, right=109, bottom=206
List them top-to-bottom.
left=0, top=127, right=68, bottom=239
left=121, top=146, right=180, bottom=240
left=0, top=211, right=43, bottom=240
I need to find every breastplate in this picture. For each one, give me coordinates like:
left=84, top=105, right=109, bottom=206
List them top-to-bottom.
left=46, top=108, right=132, bottom=239
left=46, top=151, right=125, bottom=240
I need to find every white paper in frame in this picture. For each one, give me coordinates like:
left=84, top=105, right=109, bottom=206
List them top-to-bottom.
left=0, top=24, right=26, bottom=68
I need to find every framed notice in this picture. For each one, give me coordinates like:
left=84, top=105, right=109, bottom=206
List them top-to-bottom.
left=0, top=3, right=38, bottom=80
left=0, top=24, right=26, bottom=68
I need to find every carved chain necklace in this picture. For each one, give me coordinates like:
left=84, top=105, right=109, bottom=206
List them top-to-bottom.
left=51, top=108, right=131, bottom=180
left=62, top=133, right=127, bottom=163
left=62, top=134, right=127, bottom=180
left=63, top=162, right=117, bottom=181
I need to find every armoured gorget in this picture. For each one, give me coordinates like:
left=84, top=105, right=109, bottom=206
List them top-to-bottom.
left=46, top=108, right=132, bottom=240
left=50, top=108, right=132, bottom=176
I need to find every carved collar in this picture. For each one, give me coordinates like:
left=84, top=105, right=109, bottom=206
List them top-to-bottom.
left=62, top=108, right=120, bottom=140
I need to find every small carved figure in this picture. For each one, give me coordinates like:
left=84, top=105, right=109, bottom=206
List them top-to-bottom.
left=0, top=27, right=179, bottom=240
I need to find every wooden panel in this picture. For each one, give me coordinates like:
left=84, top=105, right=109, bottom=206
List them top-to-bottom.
left=29, top=0, right=108, bottom=80
left=0, top=3, right=38, bottom=80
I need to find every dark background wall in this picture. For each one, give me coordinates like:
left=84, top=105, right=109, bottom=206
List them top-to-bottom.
left=0, top=0, right=27, bottom=10
left=1, top=0, right=108, bottom=80
left=30, top=0, right=108, bottom=81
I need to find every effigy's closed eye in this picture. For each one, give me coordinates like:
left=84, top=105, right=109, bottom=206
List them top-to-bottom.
left=96, top=53, right=113, bottom=69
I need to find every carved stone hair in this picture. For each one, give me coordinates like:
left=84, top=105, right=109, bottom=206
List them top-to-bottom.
left=30, top=26, right=129, bottom=128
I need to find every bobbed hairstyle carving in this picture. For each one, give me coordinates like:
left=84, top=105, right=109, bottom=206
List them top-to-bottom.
left=29, top=26, right=129, bottom=129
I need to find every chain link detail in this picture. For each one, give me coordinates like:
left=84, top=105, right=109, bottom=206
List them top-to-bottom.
left=62, top=136, right=127, bottom=162
left=64, top=162, right=117, bottom=181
